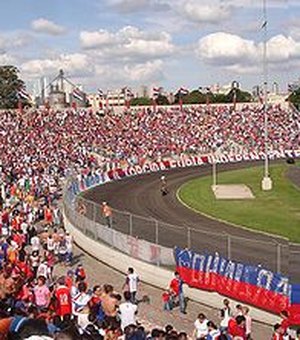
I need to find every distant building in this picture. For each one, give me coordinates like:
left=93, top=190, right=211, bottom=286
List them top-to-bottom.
left=48, top=84, right=67, bottom=109
left=138, top=85, right=149, bottom=98
left=87, top=88, right=135, bottom=110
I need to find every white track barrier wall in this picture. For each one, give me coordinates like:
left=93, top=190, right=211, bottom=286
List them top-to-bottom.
left=65, top=202, right=174, bottom=266
left=64, top=213, right=280, bottom=325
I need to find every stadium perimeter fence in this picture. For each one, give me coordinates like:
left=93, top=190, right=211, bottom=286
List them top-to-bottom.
left=63, top=177, right=299, bottom=283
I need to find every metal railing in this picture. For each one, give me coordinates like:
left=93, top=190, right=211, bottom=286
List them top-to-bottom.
left=63, top=177, right=300, bottom=282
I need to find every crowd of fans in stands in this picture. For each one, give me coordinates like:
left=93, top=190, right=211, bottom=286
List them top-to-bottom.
left=0, top=105, right=299, bottom=339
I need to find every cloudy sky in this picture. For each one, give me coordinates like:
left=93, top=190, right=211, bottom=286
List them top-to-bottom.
left=0, top=0, right=298, bottom=93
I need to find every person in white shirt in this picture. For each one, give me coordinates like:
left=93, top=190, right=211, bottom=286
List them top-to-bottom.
left=65, top=232, right=73, bottom=264
left=30, top=235, right=40, bottom=252
left=47, top=235, right=55, bottom=252
left=36, top=260, right=49, bottom=280
left=123, top=267, right=139, bottom=304
left=72, top=282, right=91, bottom=313
left=119, top=291, right=138, bottom=331
left=220, top=298, right=231, bottom=333
left=242, top=306, right=252, bottom=339
left=193, top=313, right=209, bottom=339
left=206, top=321, right=221, bottom=340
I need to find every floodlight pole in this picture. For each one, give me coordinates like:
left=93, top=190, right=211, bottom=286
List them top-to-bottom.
left=261, top=0, right=273, bottom=191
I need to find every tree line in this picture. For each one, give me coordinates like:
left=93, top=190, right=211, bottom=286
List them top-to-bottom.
left=1, top=65, right=300, bottom=109
left=130, top=88, right=253, bottom=106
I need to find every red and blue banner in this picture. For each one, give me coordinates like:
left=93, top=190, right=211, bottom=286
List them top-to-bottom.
left=174, top=247, right=291, bottom=314
left=290, top=285, right=300, bottom=324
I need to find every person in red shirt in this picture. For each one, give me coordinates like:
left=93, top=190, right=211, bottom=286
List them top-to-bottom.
left=44, top=206, right=53, bottom=225
left=75, top=264, right=86, bottom=282
left=65, top=270, right=74, bottom=290
left=169, top=271, right=185, bottom=314
left=169, top=272, right=180, bottom=296
left=54, top=277, right=72, bottom=318
left=89, top=285, right=102, bottom=313
left=162, top=289, right=172, bottom=311
left=280, top=310, right=290, bottom=335
left=227, top=315, right=246, bottom=339
left=271, top=323, right=284, bottom=340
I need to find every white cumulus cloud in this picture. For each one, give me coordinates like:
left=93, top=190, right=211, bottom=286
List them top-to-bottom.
left=182, top=1, right=231, bottom=24
left=31, top=18, right=66, bottom=36
left=80, top=26, right=174, bottom=60
left=196, top=31, right=300, bottom=73
left=196, top=32, right=257, bottom=65
left=21, top=53, right=92, bottom=79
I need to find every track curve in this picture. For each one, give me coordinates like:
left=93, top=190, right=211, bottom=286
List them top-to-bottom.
left=83, top=160, right=300, bottom=282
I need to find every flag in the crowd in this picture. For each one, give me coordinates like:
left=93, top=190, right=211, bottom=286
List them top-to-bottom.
left=261, top=20, right=267, bottom=30
left=288, top=84, right=298, bottom=93
left=198, top=86, right=203, bottom=93
left=122, top=87, right=133, bottom=98
left=152, top=87, right=161, bottom=98
left=177, top=87, right=189, bottom=96
left=18, top=88, right=31, bottom=101
left=72, top=88, right=85, bottom=102
left=98, top=89, right=104, bottom=98
left=258, top=89, right=264, bottom=104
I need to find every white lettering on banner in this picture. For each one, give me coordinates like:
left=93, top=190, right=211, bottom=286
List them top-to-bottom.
left=74, top=149, right=300, bottom=198
left=280, top=150, right=287, bottom=158
left=294, top=150, right=300, bottom=158
left=269, top=151, right=276, bottom=160
left=249, top=152, right=260, bottom=161
left=259, top=152, right=266, bottom=159
left=243, top=153, right=250, bottom=161
left=235, top=154, right=243, bottom=162
left=207, top=155, right=214, bottom=164
left=220, top=155, right=229, bottom=163
left=193, top=156, right=202, bottom=166
left=185, top=158, right=194, bottom=167
left=169, top=160, right=177, bottom=168
left=159, top=162, right=166, bottom=171
left=150, top=163, right=159, bottom=172
left=142, top=164, right=150, bottom=172
left=135, top=165, right=143, bottom=175
left=128, top=168, right=137, bottom=176
left=113, top=171, right=121, bottom=180
left=176, top=249, right=191, bottom=268
left=192, top=253, right=206, bottom=272
left=211, top=254, right=220, bottom=273
left=204, top=255, right=213, bottom=285
left=205, top=255, right=213, bottom=273
left=219, top=258, right=227, bottom=275
left=224, top=261, right=235, bottom=280
left=234, top=263, right=244, bottom=282
left=257, top=269, right=273, bottom=290
left=276, top=277, right=290, bottom=296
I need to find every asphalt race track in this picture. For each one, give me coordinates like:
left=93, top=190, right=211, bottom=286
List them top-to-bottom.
left=83, top=160, right=300, bottom=283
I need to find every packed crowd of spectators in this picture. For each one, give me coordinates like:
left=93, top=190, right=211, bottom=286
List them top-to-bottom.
left=0, top=104, right=299, bottom=339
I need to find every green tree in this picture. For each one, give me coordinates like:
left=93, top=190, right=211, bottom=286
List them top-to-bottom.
left=0, top=66, right=26, bottom=109
left=226, top=88, right=253, bottom=103
left=288, top=88, right=300, bottom=109
left=182, top=90, right=206, bottom=104
left=211, top=93, right=230, bottom=103
left=156, top=94, right=169, bottom=105
left=130, top=97, right=152, bottom=106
